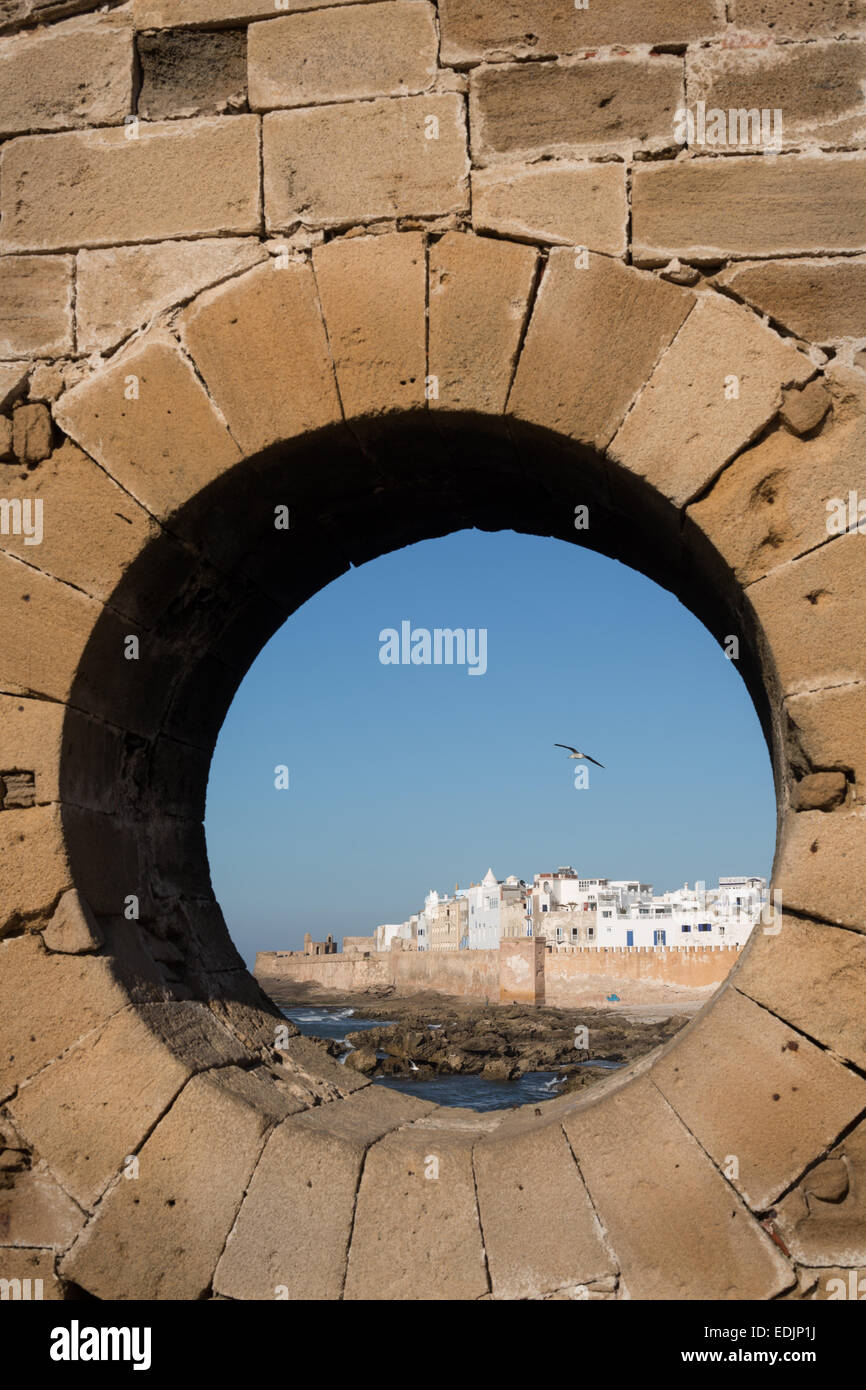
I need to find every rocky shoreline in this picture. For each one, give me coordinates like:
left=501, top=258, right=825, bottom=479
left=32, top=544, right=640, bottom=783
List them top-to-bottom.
left=266, top=984, right=692, bottom=1096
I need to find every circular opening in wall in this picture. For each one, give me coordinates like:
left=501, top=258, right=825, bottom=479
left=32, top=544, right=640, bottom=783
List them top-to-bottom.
left=206, top=525, right=776, bottom=1113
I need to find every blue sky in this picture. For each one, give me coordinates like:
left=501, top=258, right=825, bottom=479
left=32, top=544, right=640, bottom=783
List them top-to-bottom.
left=205, top=529, right=776, bottom=968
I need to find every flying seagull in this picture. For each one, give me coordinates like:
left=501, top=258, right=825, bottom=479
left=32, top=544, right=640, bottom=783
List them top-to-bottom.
left=555, top=743, right=605, bottom=769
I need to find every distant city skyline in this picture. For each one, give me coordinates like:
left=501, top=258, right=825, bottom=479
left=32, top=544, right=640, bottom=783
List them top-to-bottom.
left=205, top=529, right=776, bottom=969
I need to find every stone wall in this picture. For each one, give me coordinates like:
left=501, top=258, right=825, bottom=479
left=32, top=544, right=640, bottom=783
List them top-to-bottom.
left=1, top=0, right=865, bottom=1303
left=256, top=939, right=738, bottom=1007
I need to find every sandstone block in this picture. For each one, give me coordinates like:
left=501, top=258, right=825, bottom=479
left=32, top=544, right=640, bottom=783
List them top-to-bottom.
left=134, top=0, right=317, bottom=24
left=439, top=0, right=722, bottom=63
left=730, top=0, right=866, bottom=38
left=249, top=3, right=438, bottom=111
left=0, top=14, right=133, bottom=137
left=138, top=29, right=247, bottom=121
left=686, top=41, right=866, bottom=151
left=470, top=56, right=683, bottom=164
left=263, top=94, right=469, bottom=231
left=0, top=116, right=261, bottom=253
left=632, top=155, right=866, bottom=264
left=471, top=160, right=626, bottom=253
left=428, top=231, right=537, bottom=415
left=313, top=232, right=426, bottom=417
left=76, top=238, right=268, bottom=355
left=509, top=250, right=694, bottom=448
left=0, top=255, right=73, bottom=357
left=716, top=257, right=866, bottom=344
left=179, top=259, right=341, bottom=456
left=610, top=294, right=812, bottom=509
left=55, top=332, right=242, bottom=525
left=0, top=363, right=27, bottom=411
left=686, top=366, right=866, bottom=586
left=780, top=379, right=832, bottom=435
left=12, top=401, right=52, bottom=462
left=0, top=417, right=11, bottom=460
left=0, top=440, right=163, bottom=609
left=747, top=530, right=866, bottom=697
left=0, top=548, right=105, bottom=705
left=786, top=683, right=866, bottom=788
left=0, top=695, right=64, bottom=805
left=790, top=771, right=848, bottom=811
left=0, top=805, right=70, bottom=942
left=775, top=806, right=866, bottom=932
left=42, top=888, right=103, bottom=954
left=735, top=915, right=866, bottom=1071
left=0, top=936, right=130, bottom=1100
left=653, top=987, right=866, bottom=1210
left=8, top=1002, right=246, bottom=1207
left=61, top=1066, right=292, bottom=1297
left=563, top=1076, right=793, bottom=1299
left=215, top=1086, right=434, bottom=1299
left=344, top=1119, right=488, bottom=1299
left=773, top=1119, right=866, bottom=1267
left=474, top=1122, right=614, bottom=1299
left=0, top=1161, right=83, bottom=1247
left=0, top=1247, right=64, bottom=1299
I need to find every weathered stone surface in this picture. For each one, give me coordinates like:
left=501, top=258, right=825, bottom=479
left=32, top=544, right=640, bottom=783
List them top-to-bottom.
left=134, top=0, right=316, bottom=24
left=439, top=0, right=722, bottom=63
left=730, top=0, right=866, bottom=38
left=249, top=3, right=438, bottom=111
left=0, top=14, right=132, bottom=137
left=138, top=29, right=247, bottom=121
left=687, top=41, right=866, bottom=151
left=470, top=56, right=683, bottom=164
left=263, top=94, right=469, bottom=231
left=0, top=116, right=261, bottom=252
left=632, top=156, right=866, bottom=264
left=472, top=161, right=627, bottom=252
left=428, top=231, right=537, bottom=414
left=313, top=232, right=426, bottom=417
left=76, top=238, right=268, bottom=354
left=509, top=251, right=693, bottom=448
left=0, top=255, right=73, bottom=357
left=716, top=257, right=866, bottom=343
left=179, top=259, right=341, bottom=456
left=610, top=294, right=813, bottom=508
left=55, top=332, right=242, bottom=524
left=0, top=362, right=28, bottom=410
left=687, top=366, right=866, bottom=586
left=780, top=378, right=832, bottom=436
left=12, top=401, right=52, bottom=461
left=0, top=417, right=11, bottom=460
left=0, top=439, right=163, bottom=608
left=748, top=530, right=866, bottom=697
left=0, top=548, right=104, bottom=704
left=786, top=682, right=866, bottom=787
left=0, top=696, right=64, bottom=806
left=0, top=771, right=35, bottom=809
left=790, top=771, right=848, bottom=811
left=0, top=804, right=71, bottom=945
left=775, top=806, right=866, bottom=932
left=42, top=888, right=103, bottom=954
left=735, top=915, right=866, bottom=1071
left=0, top=937, right=131, bottom=1100
left=653, top=988, right=866, bottom=1210
left=9, top=1002, right=246, bottom=1207
left=62, top=1066, right=291, bottom=1298
left=563, top=1077, right=793, bottom=1299
left=215, top=1086, right=433, bottom=1299
left=345, top=1118, right=488, bottom=1299
left=774, top=1120, right=866, bottom=1267
left=475, top=1121, right=614, bottom=1299
left=0, top=1160, right=83, bottom=1246
left=0, top=1246, right=64, bottom=1298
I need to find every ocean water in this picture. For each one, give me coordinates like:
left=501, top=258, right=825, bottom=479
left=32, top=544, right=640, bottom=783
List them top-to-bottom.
left=283, top=1007, right=622, bottom=1110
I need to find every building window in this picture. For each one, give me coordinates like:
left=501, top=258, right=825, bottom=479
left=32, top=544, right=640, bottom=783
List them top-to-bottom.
left=541, top=904, right=548, bottom=912
left=698, top=923, right=712, bottom=932
left=681, top=924, right=691, bottom=933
